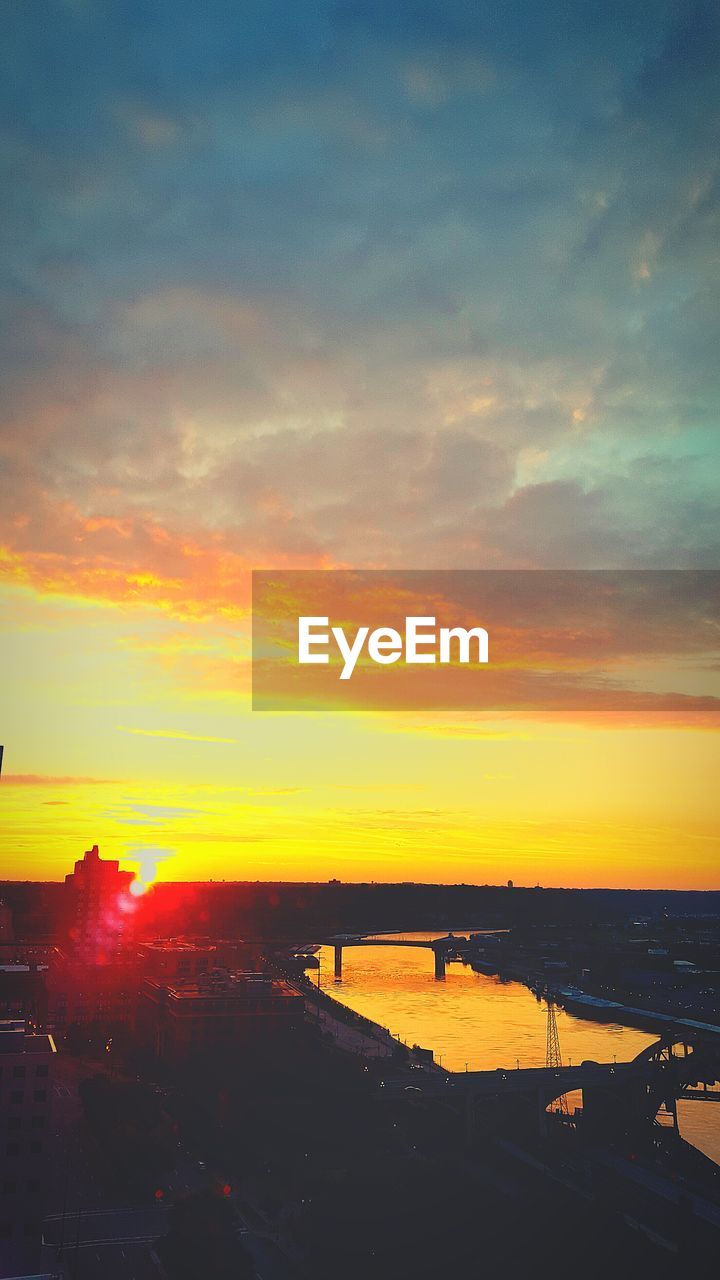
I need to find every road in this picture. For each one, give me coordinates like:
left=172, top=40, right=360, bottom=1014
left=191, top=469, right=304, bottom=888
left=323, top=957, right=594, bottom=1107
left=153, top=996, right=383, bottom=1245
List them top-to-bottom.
left=42, top=1054, right=302, bottom=1279
left=41, top=1198, right=298, bottom=1280
left=43, top=1205, right=171, bottom=1249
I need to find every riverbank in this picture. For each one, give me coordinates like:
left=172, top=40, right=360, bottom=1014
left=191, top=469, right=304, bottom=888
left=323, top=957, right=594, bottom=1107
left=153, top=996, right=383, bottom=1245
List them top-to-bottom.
left=466, top=952, right=720, bottom=1047
left=299, top=973, right=443, bottom=1070
left=550, top=983, right=720, bottom=1043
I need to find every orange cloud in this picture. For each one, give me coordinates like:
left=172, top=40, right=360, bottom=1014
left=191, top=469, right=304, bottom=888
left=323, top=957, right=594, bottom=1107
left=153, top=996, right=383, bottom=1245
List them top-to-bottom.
left=0, top=507, right=330, bottom=619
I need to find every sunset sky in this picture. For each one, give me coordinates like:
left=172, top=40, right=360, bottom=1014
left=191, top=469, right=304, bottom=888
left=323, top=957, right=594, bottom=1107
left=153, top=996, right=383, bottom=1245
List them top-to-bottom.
left=1, top=2, right=718, bottom=888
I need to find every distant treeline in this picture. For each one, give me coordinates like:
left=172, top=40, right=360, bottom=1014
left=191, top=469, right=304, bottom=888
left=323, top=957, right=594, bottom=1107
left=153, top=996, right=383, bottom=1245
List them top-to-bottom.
left=1, top=878, right=719, bottom=942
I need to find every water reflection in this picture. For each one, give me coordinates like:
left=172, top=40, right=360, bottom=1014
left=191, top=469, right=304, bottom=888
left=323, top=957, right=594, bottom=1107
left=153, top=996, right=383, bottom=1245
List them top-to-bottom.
left=318, top=935, right=720, bottom=1163
left=319, top=937, right=654, bottom=1070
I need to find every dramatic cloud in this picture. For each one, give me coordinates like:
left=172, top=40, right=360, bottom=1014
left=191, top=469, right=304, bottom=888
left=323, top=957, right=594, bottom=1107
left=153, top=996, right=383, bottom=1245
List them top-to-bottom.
left=0, top=1, right=718, bottom=606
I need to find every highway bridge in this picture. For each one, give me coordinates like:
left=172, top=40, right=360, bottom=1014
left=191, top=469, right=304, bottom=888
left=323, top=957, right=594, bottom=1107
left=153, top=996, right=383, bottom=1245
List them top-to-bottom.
left=320, top=933, right=472, bottom=978
left=382, top=1036, right=720, bottom=1142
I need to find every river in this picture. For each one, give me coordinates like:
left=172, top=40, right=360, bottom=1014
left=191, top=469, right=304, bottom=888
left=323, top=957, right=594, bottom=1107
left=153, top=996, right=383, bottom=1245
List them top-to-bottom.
left=318, top=933, right=720, bottom=1165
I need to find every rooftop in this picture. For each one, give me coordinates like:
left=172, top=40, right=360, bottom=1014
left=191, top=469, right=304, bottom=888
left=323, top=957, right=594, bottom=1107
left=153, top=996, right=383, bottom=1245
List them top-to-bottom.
left=140, top=937, right=246, bottom=952
left=141, top=938, right=218, bottom=953
left=0, top=963, right=48, bottom=973
left=144, top=970, right=298, bottom=1001
left=0, top=1019, right=57, bottom=1055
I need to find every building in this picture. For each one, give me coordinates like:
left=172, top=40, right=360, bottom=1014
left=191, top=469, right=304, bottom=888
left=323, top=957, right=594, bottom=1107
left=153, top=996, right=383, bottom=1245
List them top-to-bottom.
left=63, top=844, right=135, bottom=964
left=40, top=845, right=140, bottom=1040
left=138, top=938, right=260, bottom=982
left=45, top=939, right=264, bottom=1041
left=45, top=954, right=137, bottom=1037
left=0, top=965, right=48, bottom=1029
left=139, top=969, right=303, bottom=1060
left=0, top=1021, right=57, bottom=1274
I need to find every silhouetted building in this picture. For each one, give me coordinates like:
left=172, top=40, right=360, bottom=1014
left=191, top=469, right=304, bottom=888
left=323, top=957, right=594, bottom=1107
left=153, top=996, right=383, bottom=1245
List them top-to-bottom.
left=63, top=844, right=135, bottom=964
left=138, top=937, right=260, bottom=981
left=46, top=954, right=137, bottom=1035
left=0, top=964, right=48, bottom=1028
left=139, top=970, right=303, bottom=1060
left=0, top=1020, right=56, bottom=1273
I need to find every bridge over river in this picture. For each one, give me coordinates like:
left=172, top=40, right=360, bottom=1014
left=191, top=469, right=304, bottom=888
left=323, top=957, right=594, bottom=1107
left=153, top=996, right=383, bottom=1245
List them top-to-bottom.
left=319, top=932, right=473, bottom=979
left=383, top=1036, right=720, bottom=1143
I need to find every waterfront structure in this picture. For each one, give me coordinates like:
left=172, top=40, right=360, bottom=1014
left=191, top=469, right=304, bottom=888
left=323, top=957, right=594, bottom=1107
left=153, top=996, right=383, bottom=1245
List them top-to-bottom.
left=63, top=844, right=134, bottom=964
left=138, top=937, right=260, bottom=982
left=139, top=969, right=303, bottom=1060
left=0, top=1020, right=56, bottom=1274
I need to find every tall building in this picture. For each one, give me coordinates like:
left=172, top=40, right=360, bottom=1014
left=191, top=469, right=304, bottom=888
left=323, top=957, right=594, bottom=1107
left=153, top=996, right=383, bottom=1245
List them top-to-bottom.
left=64, top=844, right=135, bottom=964
left=0, top=1020, right=57, bottom=1274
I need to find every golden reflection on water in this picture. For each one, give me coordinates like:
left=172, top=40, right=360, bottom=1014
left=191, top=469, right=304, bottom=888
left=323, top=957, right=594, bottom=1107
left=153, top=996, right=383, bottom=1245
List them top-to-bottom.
left=318, top=936, right=720, bottom=1164
left=318, top=938, right=655, bottom=1070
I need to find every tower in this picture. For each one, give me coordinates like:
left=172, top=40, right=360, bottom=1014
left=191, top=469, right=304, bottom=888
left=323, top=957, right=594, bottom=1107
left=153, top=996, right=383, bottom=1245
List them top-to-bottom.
left=545, top=997, right=569, bottom=1115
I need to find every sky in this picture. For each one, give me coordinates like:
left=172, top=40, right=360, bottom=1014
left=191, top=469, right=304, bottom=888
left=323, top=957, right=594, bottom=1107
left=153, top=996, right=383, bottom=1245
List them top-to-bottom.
left=0, top=1, right=718, bottom=888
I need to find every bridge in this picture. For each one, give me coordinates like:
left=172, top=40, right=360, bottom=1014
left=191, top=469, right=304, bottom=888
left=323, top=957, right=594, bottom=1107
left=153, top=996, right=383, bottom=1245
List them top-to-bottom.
left=320, top=933, right=472, bottom=979
left=382, top=1036, right=720, bottom=1143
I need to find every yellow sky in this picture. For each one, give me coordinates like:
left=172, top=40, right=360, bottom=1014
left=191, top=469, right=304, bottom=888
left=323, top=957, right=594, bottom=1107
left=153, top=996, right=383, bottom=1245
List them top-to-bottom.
left=3, top=0, right=720, bottom=895
left=1, top=582, right=717, bottom=889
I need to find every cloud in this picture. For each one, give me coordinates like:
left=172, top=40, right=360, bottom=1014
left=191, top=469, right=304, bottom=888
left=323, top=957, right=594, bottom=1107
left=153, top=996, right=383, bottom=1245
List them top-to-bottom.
left=0, top=0, right=717, bottom=607
left=116, top=726, right=239, bottom=743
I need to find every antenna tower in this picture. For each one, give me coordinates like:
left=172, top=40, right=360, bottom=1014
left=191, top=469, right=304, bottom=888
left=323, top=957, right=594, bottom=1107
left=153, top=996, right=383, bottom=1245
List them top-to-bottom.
left=546, top=996, right=569, bottom=1116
